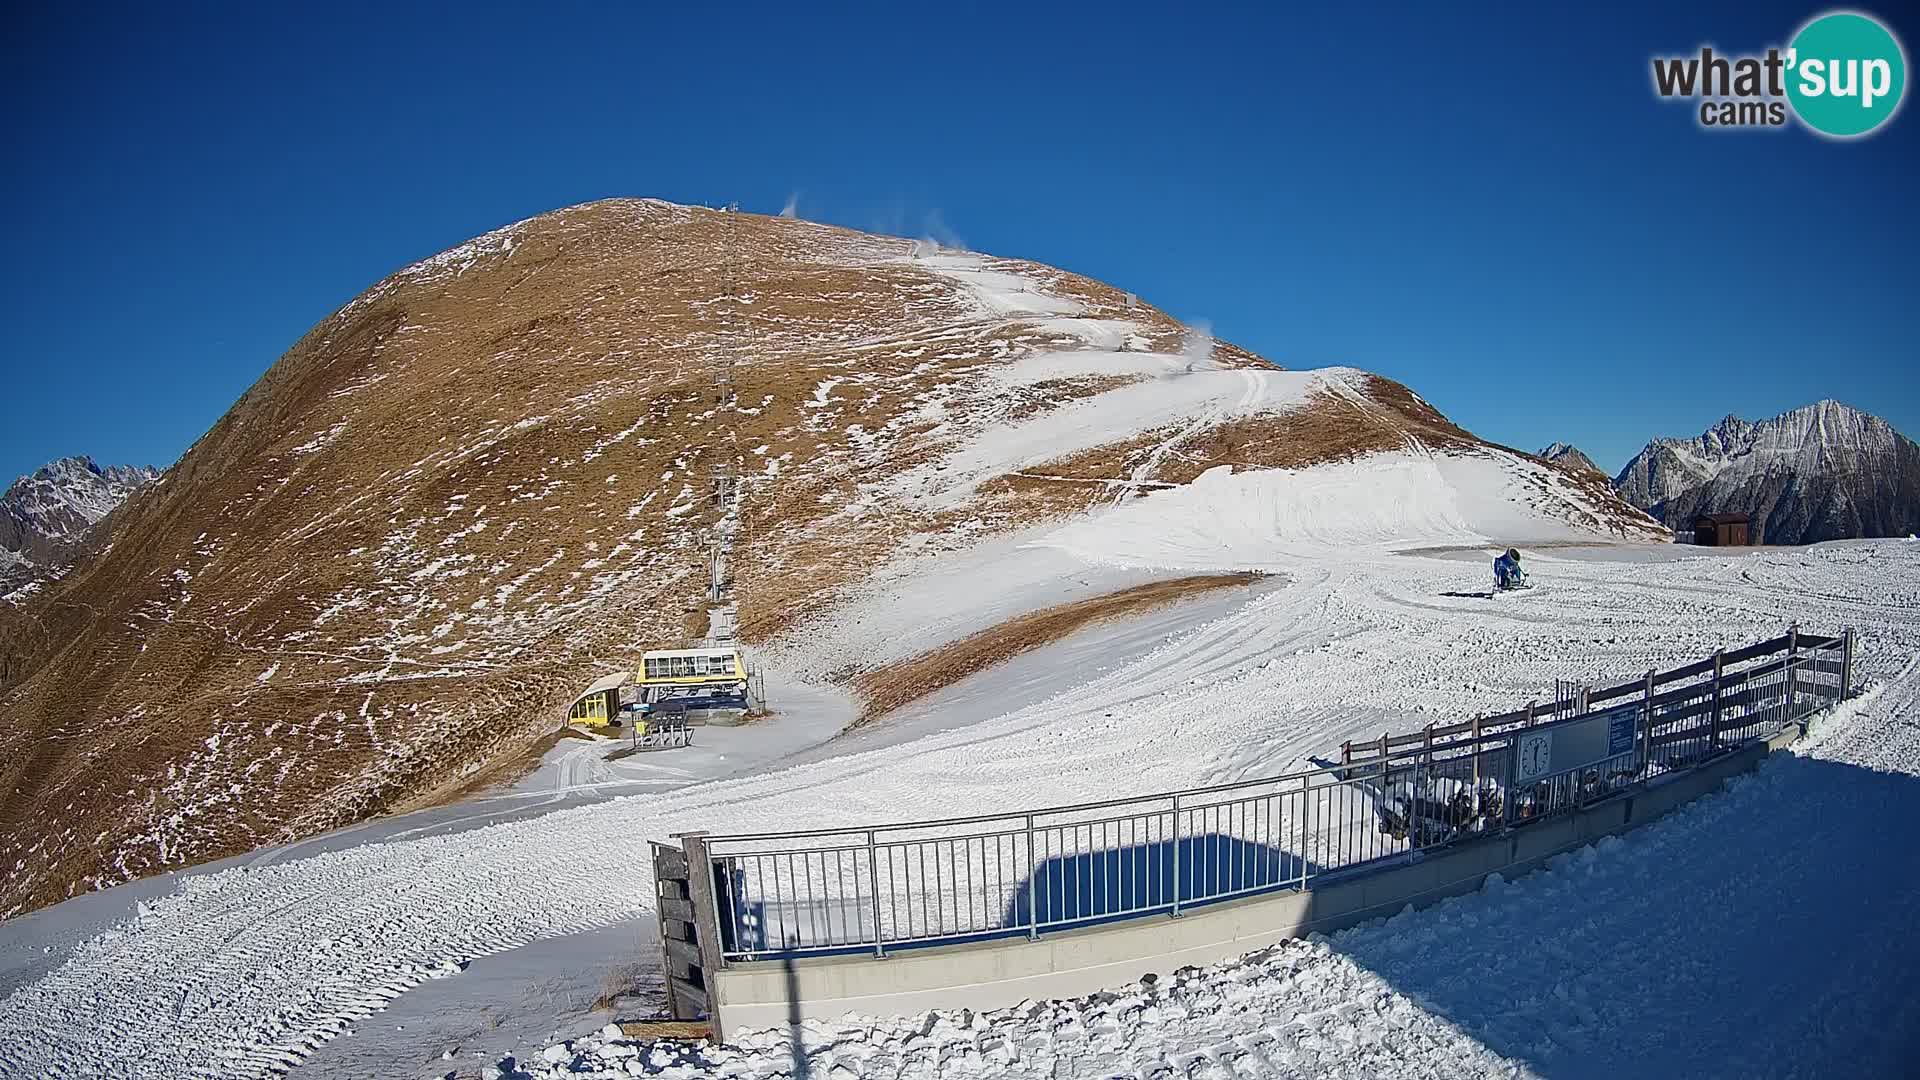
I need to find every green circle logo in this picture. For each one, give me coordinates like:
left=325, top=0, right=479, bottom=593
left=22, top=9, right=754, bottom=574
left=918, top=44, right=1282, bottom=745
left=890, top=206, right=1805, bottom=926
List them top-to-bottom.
left=1786, top=11, right=1907, bottom=137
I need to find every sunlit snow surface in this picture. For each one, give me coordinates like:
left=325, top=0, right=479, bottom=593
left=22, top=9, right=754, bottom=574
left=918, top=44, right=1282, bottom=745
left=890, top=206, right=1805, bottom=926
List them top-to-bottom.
left=3, top=536, right=1918, bottom=1078
left=508, top=661, right=1920, bottom=1080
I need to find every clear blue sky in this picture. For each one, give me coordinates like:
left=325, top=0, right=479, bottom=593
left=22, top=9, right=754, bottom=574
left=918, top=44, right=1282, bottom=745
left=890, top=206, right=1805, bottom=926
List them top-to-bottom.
left=2, top=2, right=1914, bottom=484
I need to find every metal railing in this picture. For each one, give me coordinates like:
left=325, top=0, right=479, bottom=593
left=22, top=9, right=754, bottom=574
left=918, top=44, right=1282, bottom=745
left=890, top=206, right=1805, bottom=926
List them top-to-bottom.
left=692, top=628, right=1853, bottom=961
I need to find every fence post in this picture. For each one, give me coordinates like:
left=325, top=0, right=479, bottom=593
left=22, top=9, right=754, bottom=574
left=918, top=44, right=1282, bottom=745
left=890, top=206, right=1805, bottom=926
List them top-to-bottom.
left=1786, top=625, right=1800, bottom=720
left=1842, top=628, right=1855, bottom=700
left=1709, top=651, right=1724, bottom=750
left=1640, top=670, right=1655, bottom=775
left=1525, top=700, right=1536, bottom=727
left=1471, top=715, right=1483, bottom=790
left=1503, top=731, right=1519, bottom=828
left=1340, top=740, right=1350, bottom=768
left=1409, top=756, right=1424, bottom=848
left=1298, top=774, right=1313, bottom=889
left=1170, top=794, right=1183, bottom=918
left=1024, top=815, right=1039, bottom=940
left=675, top=830, right=727, bottom=1030
left=866, top=830, right=885, bottom=958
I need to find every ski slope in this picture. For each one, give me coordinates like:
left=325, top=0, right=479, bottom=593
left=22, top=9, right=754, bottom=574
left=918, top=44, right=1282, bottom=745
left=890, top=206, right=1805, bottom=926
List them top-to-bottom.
left=2, top=524, right=1917, bottom=1077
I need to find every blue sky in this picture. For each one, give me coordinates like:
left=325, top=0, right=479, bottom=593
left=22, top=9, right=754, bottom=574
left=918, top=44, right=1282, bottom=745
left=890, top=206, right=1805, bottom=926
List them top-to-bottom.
left=2, top=2, right=1914, bottom=484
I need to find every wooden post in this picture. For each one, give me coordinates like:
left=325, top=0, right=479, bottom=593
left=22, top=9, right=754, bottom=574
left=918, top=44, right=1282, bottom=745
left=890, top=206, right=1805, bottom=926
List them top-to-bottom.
left=1786, top=625, right=1800, bottom=719
left=1842, top=628, right=1855, bottom=699
left=1709, top=650, right=1724, bottom=750
left=1640, top=670, right=1656, bottom=774
left=1525, top=700, right=1537, bottom=727
left=1471, top=715, right=1483, bottom=789
left=1378, top=731, right=1391, bottom=792
left=1341, top=740, right=1350, bottom=768
left=675, top=831, right=728, bottom=1038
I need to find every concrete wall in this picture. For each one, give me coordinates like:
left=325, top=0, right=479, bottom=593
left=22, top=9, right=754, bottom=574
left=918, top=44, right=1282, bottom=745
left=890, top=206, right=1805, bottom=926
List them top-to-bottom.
left=710, top=722, right=1804, bottom=1037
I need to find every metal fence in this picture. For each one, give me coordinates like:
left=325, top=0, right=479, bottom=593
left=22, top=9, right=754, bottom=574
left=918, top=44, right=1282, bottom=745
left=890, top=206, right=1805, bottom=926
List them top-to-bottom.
left=692, top=628, right=1853, bottom=962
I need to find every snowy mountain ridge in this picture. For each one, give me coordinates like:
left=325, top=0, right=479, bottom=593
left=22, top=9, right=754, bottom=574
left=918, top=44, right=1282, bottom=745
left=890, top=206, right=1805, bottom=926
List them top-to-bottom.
left=1614, top=400, right=1920, bottom=544
left=1537, top=441, right=1603, bottom=477
left=0, top=455, right=161, bottom=596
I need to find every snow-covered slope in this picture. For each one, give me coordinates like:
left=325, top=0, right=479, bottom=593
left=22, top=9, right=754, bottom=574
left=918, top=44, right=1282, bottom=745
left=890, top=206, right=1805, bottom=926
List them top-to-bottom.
left=0, top=199, right=1659, bottom=917
left=1615, top=401, right=1920, bottom=544
left=1538, top=440, right=1603, bottom=477
left=1038, top=452, right=1632, bottom=569
left=0, top=456, right=159, bottom=596
left=1, top=538, right=1913, bottom=1079
left=506, top=650, right=1920, bottom=1080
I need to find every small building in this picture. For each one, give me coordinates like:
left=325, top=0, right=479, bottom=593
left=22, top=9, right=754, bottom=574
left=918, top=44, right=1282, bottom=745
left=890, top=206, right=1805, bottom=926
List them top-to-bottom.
left=1694, top=513, right=1752, bottom=547
left=566, top=671, right=630, bottom=728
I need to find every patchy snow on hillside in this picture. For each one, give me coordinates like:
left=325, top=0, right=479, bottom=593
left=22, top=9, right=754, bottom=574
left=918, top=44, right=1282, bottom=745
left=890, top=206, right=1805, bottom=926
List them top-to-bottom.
left=915, top=253, right=1084, bottom=320
left=898, top=367, right=1360, bottom=510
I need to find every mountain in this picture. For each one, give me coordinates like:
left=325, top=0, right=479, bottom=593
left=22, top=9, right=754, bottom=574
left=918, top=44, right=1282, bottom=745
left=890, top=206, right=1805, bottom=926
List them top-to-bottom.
left=0, top=198, right=1663, bottom=916
left=1614, top=401, right=1920, bottom=544
left=1538, top=442, right=1604, bottom=478
left=0, top=456, right=161, bottom=597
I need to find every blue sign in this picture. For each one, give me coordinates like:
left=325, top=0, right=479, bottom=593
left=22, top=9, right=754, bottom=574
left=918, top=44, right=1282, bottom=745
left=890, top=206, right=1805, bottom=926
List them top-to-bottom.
left=1607, top=708, right=1638, bottom=756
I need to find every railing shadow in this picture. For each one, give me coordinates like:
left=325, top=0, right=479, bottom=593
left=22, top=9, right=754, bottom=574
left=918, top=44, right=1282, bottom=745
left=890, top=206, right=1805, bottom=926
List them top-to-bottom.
left=1312, top=754, right=1920, bottom=1079
left=1004, top=832, right=1324, bottom=929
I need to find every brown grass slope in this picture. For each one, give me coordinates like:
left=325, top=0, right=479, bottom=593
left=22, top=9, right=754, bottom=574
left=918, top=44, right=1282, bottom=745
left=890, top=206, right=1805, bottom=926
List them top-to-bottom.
left=0, top=199, right=1657, bottom=916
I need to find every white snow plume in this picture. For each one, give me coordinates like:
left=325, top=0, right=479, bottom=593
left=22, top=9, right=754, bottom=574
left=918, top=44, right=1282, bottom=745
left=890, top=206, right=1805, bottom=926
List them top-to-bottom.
left=777, top=192, right=799, bottom=219
left=921, top=209, right=967, bottom=252
left=1178, top=319, right=1215, bottom=374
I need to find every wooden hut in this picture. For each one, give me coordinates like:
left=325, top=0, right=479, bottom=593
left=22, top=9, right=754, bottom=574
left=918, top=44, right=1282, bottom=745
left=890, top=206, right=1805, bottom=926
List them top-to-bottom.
left=1693, top=513, right=1752, bottom=546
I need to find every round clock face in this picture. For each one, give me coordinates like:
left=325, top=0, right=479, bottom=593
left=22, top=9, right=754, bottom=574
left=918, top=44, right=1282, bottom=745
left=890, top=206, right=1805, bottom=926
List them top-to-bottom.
left=1518, top=732, right=1553, bottom=781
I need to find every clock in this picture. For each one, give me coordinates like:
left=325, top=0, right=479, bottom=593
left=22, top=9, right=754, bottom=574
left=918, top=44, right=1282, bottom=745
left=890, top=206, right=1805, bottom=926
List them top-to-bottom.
left=1517, top=732, right=1553, bottom=782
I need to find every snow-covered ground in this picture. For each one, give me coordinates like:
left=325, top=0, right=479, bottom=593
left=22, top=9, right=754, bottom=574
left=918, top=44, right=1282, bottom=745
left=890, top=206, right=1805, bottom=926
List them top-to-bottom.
left=3, top=449, right=1917, bottom=1080
left=510, top=666, right=1920, bottom=1079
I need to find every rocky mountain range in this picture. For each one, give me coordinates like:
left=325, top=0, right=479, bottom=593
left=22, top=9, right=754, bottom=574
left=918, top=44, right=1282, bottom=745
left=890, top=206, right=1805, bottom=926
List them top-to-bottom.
left=1614, top=401, right=1920, bottom=544
left=1538, top=442, right=1604, bottom=478
left=0, top=456, right=160, bottom=597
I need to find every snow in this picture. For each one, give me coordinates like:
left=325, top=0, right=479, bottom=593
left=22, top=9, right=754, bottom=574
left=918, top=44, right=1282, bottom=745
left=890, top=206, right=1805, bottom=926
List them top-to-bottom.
left=915, top=253, right=1084, bottom=320
left=982, top=347, right=1191, bottom=390
left=897, top=367, right=1356, bottom=510
left=1037, top=451, right=1596, bottom=569
left=0, top=456, right=160, bottom=579
left=2, top=537, right=1915, bottom=1078
left=496, top=657, right=1920, bottom=1080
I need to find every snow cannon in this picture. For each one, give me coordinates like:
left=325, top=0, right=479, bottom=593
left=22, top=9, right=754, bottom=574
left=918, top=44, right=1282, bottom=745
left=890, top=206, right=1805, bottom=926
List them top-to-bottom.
left=1493, top=548, right=1530, bottom=592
